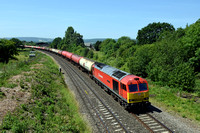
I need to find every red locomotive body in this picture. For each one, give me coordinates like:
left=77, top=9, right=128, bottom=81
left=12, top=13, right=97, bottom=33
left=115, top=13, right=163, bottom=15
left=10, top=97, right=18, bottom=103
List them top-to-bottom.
left=71, top=54, right=83, bottom=64
left=92, top=62, right=150, bottom=108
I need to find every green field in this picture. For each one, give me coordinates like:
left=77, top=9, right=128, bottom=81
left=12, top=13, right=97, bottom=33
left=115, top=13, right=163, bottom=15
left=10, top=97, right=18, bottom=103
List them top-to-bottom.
left=0, top=49, right=91, bottom=132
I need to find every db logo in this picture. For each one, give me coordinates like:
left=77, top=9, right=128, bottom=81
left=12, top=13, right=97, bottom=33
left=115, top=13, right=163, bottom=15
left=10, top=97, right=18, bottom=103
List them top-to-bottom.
left=98, top=73, right=103, bottom=78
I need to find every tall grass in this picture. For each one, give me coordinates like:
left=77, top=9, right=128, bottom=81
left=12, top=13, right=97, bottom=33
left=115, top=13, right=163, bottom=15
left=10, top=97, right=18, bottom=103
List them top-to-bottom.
left=0, top=50, right=91, bottom=132
left=0, top=50, right=34, bottom=87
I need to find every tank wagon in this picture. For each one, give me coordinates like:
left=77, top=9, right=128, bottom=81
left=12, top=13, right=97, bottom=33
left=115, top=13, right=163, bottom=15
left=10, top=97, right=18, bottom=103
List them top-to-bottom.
left=25, top=46, right=150, bottom=109
left=51, top=48, right=60, bottom=55
left=61, top=51, right=73, bottom=60
left=71, top=54, right=83, bottom=65
left=79, top=57, right=95, bottom=77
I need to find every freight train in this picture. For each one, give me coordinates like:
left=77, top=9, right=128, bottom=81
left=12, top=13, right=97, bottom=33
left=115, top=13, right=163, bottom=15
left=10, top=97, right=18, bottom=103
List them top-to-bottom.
left=25, top=45, right=150, bottom=109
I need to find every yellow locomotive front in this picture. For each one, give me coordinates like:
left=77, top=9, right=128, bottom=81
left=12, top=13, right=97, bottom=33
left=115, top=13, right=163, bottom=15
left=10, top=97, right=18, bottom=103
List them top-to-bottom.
left=120, top=75, right=150, bottom=107
left=127, top=83, right=149, bottom=104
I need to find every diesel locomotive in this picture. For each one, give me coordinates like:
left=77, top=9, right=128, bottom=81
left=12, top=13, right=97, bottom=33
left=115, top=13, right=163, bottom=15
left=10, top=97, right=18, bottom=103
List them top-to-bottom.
left=25, top=45, right=150, bottom=109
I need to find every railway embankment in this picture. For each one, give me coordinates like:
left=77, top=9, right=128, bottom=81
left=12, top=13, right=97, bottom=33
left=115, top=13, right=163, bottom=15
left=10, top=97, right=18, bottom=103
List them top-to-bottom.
left=0, top=50, right=90, bottom=132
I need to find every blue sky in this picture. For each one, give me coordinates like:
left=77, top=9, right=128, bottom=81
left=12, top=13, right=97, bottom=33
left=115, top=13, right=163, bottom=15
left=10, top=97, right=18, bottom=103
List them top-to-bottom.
left=0, top=0, right=199, bottom=39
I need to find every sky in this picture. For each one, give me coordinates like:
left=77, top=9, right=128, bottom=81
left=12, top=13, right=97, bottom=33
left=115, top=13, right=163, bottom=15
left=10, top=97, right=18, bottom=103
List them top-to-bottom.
left=0, top=0, right=199, bottom=39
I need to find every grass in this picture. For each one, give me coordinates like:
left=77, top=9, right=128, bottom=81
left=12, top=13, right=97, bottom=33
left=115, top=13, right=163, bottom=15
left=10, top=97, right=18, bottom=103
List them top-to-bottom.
left=0, top=49, right=91, bottom=132
left=0, top=49, right=31, bottom=88
left=149, top=81, right=200, bottom=123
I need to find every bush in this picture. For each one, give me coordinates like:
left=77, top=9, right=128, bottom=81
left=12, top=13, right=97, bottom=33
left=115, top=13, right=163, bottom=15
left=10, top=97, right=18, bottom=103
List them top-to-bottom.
left=128, top=44, right=154, bottom=77
left=87, top=50, right=94, bottom=58
left=168, top=63, right=195, bottom=91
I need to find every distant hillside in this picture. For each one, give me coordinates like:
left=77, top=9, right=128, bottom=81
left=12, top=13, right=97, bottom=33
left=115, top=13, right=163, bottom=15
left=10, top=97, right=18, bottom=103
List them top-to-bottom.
left=2, top=37, right=112, bottom=44
left=4, top=37, right=53, bottom=42
left=84, top=38, right=107, bottom=44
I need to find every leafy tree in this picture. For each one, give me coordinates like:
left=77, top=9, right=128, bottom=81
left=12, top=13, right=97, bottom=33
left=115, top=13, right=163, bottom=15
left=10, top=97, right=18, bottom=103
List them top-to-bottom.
left=180, top=19, right=200, bottom=72
left=137, top=22, right=175, bottom=45
left=62, top=26, right=84, bottom=51
left=65, top=26, right=74, bottom=45
left=74, top=32, right=84, bottom=47
left=147, top=35, right=196, bottom=90
left=116, top=36, right=137, bottom=59
left=117, top=36, right=136, bottom=47
left=50, top=37, right=62, bottom=48
left=10, top=38, right=23, bottom=48
left=0, top=39, right=18, bottom=63
left=100, top=39, right=117, bottom=57
left=93, top=41, right=101, bottom=51
left=128, top=44, right=154, bottom=77
left=81, top=48, right=89, bottom=57
left=87, top=50, right=94, bottom=58
left=168, top=62, right=195, bottom=91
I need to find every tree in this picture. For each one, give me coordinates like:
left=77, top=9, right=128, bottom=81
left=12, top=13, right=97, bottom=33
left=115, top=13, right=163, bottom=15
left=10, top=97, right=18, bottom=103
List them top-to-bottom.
left=180, top=19, right=200, bottom=72
left=136, top=22, right=175, bottom=45
left=61, top=26, right=84, bottom=51
left=117, top=36, right=136, bottom=47
left=50, top=37, right=62, bottom=48
left=10, top=38, right=23, bottom=48
left=0, top=39, right=18, bottom=63
left=100, top=39, right=117, bottom=57
left=93, top=41, right=101, bottom=51
left=128, top=44, right=154, bottom=77
left=87, top=50, right=94, bottom=58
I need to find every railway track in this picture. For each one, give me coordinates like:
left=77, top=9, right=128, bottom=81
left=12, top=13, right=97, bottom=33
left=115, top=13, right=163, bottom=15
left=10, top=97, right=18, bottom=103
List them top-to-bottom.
left=41, top=50, right=174, bottom=133
left=46, top=51, right=129, bottom=133
left=131, top=112, right=173, bottom=133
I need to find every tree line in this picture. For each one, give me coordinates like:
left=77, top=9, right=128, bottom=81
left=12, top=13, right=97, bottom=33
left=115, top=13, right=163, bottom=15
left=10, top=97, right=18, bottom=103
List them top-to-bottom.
left=51, top=19, right=200, bottom=91
left=50, top=26, right=94, bottom=58
left=0, top=38, right=24, bottom=63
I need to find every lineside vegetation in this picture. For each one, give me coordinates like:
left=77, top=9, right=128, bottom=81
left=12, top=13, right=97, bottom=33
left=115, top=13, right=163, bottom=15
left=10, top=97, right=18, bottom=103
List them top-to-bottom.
left=49, top=19, right=200, bottom=122
left=0, top=50, right=90, bottom=132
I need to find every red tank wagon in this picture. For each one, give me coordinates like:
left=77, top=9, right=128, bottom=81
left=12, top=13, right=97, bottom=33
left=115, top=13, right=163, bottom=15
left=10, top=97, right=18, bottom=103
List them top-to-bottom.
left=62, top=51, right=73, bottom=60
left=71, top=54, right=83, bottom=64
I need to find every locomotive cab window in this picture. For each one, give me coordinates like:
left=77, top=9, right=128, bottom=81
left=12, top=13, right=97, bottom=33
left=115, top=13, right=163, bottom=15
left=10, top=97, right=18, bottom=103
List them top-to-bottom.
left=121, top=83, right=126, bottom=91
left=139, top=83, right=148, bottom=91
left=128, top=84, right=138, bottom=92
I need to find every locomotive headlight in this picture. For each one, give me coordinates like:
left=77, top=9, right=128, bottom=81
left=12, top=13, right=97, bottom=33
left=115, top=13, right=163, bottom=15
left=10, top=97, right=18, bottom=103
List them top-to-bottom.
left=144, top=97, right=149, bottom=100
left=129, top=99, right=135, bottom=102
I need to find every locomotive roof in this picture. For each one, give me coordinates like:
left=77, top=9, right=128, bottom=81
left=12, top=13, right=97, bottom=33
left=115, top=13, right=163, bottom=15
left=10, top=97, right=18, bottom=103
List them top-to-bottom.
left=94, top=62, right=130, bottom=81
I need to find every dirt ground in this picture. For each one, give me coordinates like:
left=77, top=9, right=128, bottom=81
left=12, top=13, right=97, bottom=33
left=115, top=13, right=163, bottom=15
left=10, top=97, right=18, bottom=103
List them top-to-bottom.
left=0, top=69, right=38, bottom=125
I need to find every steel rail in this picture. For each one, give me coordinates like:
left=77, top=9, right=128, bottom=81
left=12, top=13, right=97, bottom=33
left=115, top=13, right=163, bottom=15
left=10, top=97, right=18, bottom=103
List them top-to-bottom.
left=45, top=51, right=109, bottom=133
left=58, top=54, right=129, bottom=133
left=131, top=112, right=173, bottom=133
